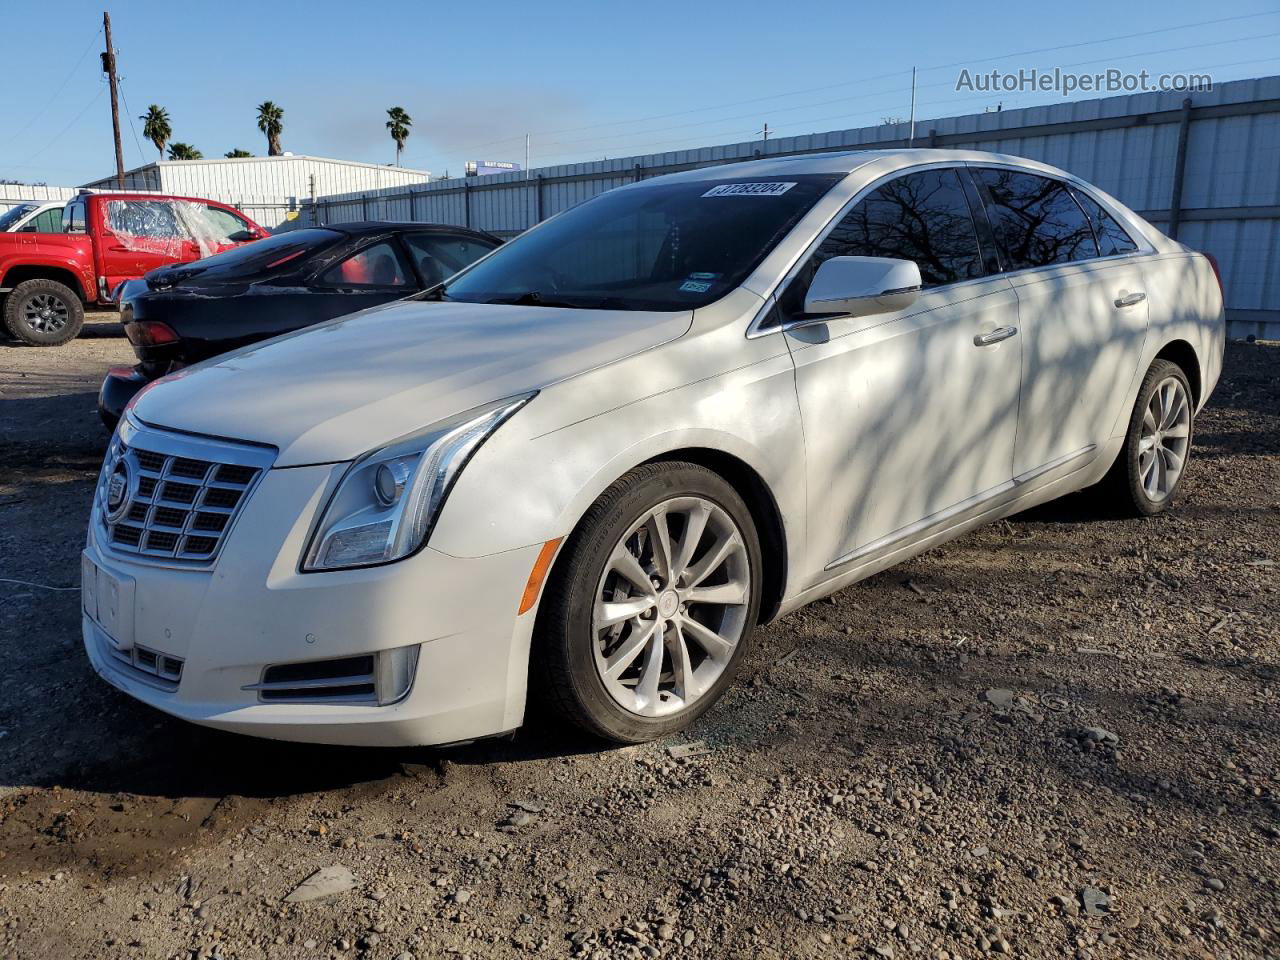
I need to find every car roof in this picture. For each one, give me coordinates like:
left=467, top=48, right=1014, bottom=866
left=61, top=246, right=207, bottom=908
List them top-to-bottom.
left=641, top=148, right=1078, bottom=185
left=319, top=221, right=502, bottom=243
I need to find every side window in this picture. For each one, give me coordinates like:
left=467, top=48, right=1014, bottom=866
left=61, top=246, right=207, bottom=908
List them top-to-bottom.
left=779, top=168, right=983, bottom=318
left=974, top=169, right=1098, bottom=269
left=1069, top=188, right=1139, bottom=257
left=64, top=199, right=86, bottom=233
left=107, top=200, right=184, bottom=238
left=201, top=205, right=252, bottom=242
left=31, top=208, right=64, bottom=232
left=404, top=233, right=496, bottom=286
left=319, top=241, right=408, bottom=287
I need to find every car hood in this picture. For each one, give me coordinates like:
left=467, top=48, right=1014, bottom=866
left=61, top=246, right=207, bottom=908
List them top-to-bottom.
left=132, top=299, right=693, bottom=466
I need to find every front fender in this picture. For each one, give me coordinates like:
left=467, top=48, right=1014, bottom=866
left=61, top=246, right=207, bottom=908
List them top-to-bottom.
left=429, top=330, right=808, bottom=596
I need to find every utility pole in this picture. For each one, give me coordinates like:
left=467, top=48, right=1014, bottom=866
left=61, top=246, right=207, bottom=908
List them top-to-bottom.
left=102, top=11, right=125, bottom=188
left=908, top=66, right=917, bottom=148
left=759, top=123, right=770, bottom=142
left=524, top=133, right=530, bottom=179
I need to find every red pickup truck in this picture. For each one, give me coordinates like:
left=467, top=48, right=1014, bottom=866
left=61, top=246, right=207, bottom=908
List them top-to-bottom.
left=0, top=191, right=268, bottom=346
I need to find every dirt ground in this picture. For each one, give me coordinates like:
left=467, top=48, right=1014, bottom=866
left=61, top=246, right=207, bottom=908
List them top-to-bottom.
left=0, top=320, right=1277, bottom=960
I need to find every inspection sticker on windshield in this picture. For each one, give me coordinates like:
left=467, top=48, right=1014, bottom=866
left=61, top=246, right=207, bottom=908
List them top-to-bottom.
left=702, top=182, right=796, bottom=198
left=679, top=279, right=713, bottom=293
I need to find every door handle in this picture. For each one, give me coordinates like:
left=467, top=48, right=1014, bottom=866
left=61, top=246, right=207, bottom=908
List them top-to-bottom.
left=1114, top=291, right=1146, bottom=308
left=973, top=325, right=1018, bottom=347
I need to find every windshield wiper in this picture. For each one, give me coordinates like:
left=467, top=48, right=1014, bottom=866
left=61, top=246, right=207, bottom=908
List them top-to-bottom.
left=487, top=291, right=582, bottom=308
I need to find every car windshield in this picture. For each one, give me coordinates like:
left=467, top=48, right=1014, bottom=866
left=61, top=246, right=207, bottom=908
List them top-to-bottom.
left=439, top=174, right=843, bottom=310
left=0, top=204, right=38, bottom=230
left=181, top=228, right=343, bottom=278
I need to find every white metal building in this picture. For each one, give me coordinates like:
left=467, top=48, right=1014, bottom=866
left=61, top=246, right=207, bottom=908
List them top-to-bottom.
left=80, top=155, right=430, bottom=228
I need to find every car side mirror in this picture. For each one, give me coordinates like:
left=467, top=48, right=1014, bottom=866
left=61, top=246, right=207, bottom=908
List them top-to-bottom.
left=227, top=230, right=257, bottom=243
left=799, top=256, right=922, bottom=324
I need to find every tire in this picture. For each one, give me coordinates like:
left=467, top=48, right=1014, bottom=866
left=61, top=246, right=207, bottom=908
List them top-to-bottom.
left=3, top=278, right=85, bottom=346
left=1100, top=359, right=1195, bottom=516
left=534, top=461, right=763, bottom=743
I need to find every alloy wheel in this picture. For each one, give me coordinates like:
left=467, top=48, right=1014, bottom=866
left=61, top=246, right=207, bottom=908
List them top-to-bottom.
left=22, top=293, right=69, bottom=334
left=1138, top=376, right=1191, bottom=501
left=592, top=496, right=751, bottom=718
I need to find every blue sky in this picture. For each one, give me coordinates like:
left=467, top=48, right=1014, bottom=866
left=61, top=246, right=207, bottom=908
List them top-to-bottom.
left=2, top=0, right=1278, bottom=185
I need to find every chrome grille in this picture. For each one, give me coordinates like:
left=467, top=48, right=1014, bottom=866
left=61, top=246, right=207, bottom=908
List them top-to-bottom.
left=96, top=415, right=275, bottom=566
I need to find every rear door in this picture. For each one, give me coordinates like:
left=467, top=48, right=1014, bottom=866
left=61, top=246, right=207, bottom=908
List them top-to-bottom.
left=780, top=166, right=1022, bottom=573
left=971, top=167, right=1149, bottom=478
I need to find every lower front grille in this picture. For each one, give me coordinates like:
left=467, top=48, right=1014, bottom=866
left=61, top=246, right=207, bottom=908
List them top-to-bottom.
left=95, top=416, right=275, bottom=566
left=93, top=624, right=184, bottom=691
left=243, top=647, right=420, bottom=706
left=259, top=655, right=377, bottom=703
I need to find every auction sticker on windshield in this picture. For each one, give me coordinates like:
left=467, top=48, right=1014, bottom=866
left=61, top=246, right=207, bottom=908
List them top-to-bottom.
left=702, top=182, right=796, bottom=197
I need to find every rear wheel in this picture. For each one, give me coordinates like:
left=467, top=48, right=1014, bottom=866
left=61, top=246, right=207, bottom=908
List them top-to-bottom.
left=3, top=279, right=85, bottom=346
left=1102, top=359, right=1194, bottom=516
left=535, top=462, right=762, bottom=743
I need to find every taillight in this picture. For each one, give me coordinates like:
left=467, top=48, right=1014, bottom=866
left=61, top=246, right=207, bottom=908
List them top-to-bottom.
left=1203, top=253, right=1224, bottom=302
left=125, top=320, right=180, bottom=347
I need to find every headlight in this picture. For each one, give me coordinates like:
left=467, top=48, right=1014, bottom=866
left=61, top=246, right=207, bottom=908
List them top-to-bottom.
left=302, top=394, right=533, bottom=571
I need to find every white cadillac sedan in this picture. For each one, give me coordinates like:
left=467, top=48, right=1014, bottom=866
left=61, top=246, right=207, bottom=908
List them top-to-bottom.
left=82, top=149, right=1224, bottom=747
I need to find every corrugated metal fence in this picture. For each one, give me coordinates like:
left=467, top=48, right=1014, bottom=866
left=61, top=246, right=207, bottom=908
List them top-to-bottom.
left=313, top=75, right=1280, bottom=338
left=0, top=184, right=79, bottom=215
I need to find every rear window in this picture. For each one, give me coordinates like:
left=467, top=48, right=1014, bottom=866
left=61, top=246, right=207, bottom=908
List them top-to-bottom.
left=974, top=169, right=1098, bottom=270
left=1070, top=188, right=1140, bottom=257
left=64, top=199, right=87, bottom=233
left=183, top=228, right=342, bottom=277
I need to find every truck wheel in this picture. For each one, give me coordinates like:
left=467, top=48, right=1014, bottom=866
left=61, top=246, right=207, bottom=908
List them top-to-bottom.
left=3, top=279, right=85, bottom=346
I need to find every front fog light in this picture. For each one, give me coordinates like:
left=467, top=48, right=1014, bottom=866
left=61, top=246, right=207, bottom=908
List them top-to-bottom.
left=377, top=644, right=420, bottom=705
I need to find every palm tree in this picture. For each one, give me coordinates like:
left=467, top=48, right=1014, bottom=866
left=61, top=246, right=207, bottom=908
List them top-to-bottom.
left=256, top=101, right=284, bottom=156
left=140, top=105, right=171, bottom=161
left=386, top=107, right=412, bottom=166
left=168, top=143, right=202, bottom=160
left=224, top=148, right=253, bottom=158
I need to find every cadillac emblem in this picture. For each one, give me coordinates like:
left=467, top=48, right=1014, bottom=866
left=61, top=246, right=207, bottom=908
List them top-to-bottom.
left=105, top=458, right=133, bottom=522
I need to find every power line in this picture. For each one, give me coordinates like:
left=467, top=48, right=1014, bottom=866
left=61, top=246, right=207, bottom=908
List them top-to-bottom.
left=445, top=10, right=1278, bottom=156
left=6, top=27, right=102, bottom=145
left=533, top=31, right=1279, bottom=160
left=535, top=51, right=1280, bottom=166
left=116, top=74, right=149, bottom=166
left=16, top=85, right=107, bottom=168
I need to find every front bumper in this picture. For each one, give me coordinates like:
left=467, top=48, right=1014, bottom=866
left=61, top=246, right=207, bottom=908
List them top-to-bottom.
left=82, top=461, right=544, bottom=747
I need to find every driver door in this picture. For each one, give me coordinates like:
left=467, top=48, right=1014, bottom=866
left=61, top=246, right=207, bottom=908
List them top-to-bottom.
left=779, top=167, right=1022, bottom=577
left=306, top=239, right=414, bottom=322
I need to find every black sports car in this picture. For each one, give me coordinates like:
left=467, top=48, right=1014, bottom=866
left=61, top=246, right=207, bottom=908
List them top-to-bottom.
left=99, top=221, right=501, bottom=430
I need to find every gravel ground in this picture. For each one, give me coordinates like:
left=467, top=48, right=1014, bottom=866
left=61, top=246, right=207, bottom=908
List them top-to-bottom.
left=0, top=325, right=1277, bottom=960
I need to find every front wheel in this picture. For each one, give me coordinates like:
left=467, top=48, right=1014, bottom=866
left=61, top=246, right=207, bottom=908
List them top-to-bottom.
left=3, top=278, right=85, bottom=346
left=1102, top=359, right=1195, bottom=516
left=534, top=462, right=763, bottom=743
